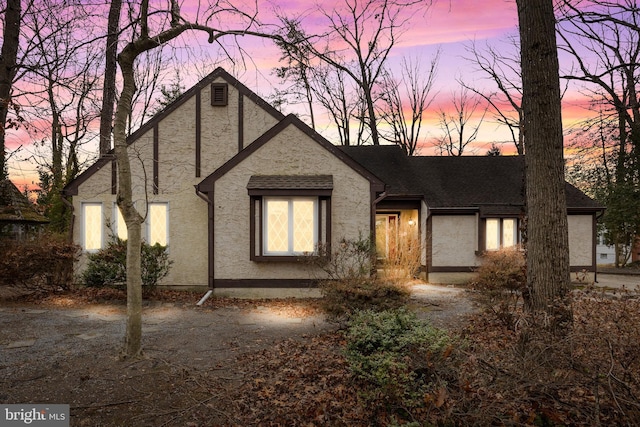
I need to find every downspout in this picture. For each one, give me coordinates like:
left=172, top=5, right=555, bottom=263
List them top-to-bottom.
left=195, top=187, right=214, bottom=306
left=371, top=190, right=387, bottom=277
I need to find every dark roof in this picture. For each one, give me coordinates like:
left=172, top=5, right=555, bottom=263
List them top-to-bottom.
left=340, top=145, right=602, bottom=211
left=247, top=175, right=333, bottom=190
left=0, top=180, right=49, bottom=223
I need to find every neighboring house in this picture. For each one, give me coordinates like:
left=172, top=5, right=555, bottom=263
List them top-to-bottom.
left=63, top=68, right=603, bottom=294
left=0, top=179, right=49, bottom=240
left=596, top=231, right=619, bottom=266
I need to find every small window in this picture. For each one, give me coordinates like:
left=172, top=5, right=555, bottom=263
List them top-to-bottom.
left=211, top=83, right=228, bottom=106
left=264, top=198, right=317, bottom=255
left=82, top=203, right=103, bottom=251
left=147, top=203, right=169, bottom=246
left=485, top=218, right=518, bottom=251
left=600, top=253, right=608, bottom=259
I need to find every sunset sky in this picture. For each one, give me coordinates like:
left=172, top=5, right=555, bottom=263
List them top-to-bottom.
left=6, top=0, right=597, bottom=189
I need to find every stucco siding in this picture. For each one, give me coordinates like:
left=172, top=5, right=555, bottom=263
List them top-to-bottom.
left=213, top=123, right=371, bottom=280
left=568, top=214, right=594, bottom=267
left=431, top=215, right=479, bottom=267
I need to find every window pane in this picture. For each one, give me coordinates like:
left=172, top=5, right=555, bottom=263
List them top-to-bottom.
left=266, top=200, right=289, bottom=252
left=293, top=200, right=315, bottom=252
left=84, top=204, right=102, bottom=251
left=149, top=204, right=168, bottom=246
left=115, top=206, right=127, bottom=240
left=486, top=218, right=500, bottom=251
left=502, top=218, right=517, bottom=248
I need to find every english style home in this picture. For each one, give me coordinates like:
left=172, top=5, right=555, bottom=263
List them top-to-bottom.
left=63, top=68, right=603, bottom=295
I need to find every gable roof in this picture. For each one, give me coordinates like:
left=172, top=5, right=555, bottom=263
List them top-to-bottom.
left=63, top=67, right=285, bottom=196
left=197, top=114, right=385, bottom=193
left=340, top=145, right=602, bottom=212
left=0, top=180, right=49, bottom=223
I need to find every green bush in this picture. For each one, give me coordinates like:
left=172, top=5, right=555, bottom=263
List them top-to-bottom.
left=82, top=238, right=172, bottom=289
left=344, top=308, right=454, bottom=418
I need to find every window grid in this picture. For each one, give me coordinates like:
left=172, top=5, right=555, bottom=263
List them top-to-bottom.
left=264, top=197, right=317, bottom=255
left=83, top=203, right=103, bottom=251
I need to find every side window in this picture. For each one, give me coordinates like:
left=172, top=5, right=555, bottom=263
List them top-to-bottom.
left=82, top=203, right=103, bottom=251
left=147, top=203, right=169, bottom=246
left=485, top=217, right=518, bottom=251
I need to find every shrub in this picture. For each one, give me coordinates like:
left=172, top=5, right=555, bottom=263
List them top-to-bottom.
left=0, top=234, right=80, bottom=293
left=305, top=236, right=409, bottom=319
left=82, top=238, right=172, bottom=289
left=473, top=248, right=526, bottom=328
left=344, top=308, right=456, bottom=420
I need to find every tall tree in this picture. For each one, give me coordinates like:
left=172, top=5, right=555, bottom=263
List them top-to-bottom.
left=0, top=0, right=22, bottom=179
left=99, top=0, right=122, bottom=157
left=113, top=0, right=278, bottom=358
left=277, top=0, right=430, bottom=146
left=517, top=0, right=571, bottom=318
left=378, top=54, right=439, bottom=155
left=434, top=87, right=488, bottom=156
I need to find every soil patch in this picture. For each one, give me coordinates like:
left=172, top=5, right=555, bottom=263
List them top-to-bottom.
left=1, top=285, right=479, bottom=426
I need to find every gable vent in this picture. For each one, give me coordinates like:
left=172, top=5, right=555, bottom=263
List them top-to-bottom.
left=211, top=83, right=228, bottom=106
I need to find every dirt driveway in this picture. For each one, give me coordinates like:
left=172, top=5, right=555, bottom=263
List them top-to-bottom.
left=0, top=284, right=478, bottom=426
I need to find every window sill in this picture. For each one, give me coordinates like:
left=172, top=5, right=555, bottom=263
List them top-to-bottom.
left=252, top=255, right=320, bottom=262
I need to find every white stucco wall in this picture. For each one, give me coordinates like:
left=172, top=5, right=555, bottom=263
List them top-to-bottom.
left=213, top=123, right=372, bottom=280
left=568, top=214, right=594, bottom=267
left=431, top=215, right=479, bottom=267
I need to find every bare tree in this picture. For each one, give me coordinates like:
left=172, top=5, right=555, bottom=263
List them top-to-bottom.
left=0, top=0, right=22, bottom=179
left=99, top=0, right=121, bottom=157
left=113, top=0, right=280, bottom=358
left=277, top=0, right=431, bottom=146
left=517, top=0, right=571, bottom=320
left=557, top=1, right=640, bottom=265
left=462, top=38, right=524, bottom=155
left=378, top=54, right=439, bottom=155
left=434, top=87, right=488, bottom=156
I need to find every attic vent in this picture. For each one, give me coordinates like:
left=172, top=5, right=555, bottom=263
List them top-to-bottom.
left=211, top=83, right=228, bottom=106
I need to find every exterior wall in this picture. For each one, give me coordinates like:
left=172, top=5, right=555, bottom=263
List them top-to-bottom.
left=71, top=74, right=282, bottom=288
left=213, top=123, right=372, bottom=281
left=568, top=214, right=594, bottom=267
left=430, top=215, right=479, bottom=268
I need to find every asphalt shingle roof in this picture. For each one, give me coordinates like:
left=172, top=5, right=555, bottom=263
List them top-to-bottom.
left=340, top=145, right=601, bottom=210
left=247, top=175, right=334, bottom=190
left=0, top=179, right=49, bottom=223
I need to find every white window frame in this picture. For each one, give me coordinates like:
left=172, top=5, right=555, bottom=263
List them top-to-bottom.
left=263, top=197, right=318, bottom=256
left=82, top=202, right=103, bottom=252
left=146, top=202, right=169, bottom=247
left=485, top=217, right=518, bottom=251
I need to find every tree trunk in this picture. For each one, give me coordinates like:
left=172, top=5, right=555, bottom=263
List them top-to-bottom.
left=0, top=0, right=22, bottom=179
left=99, top=0, right=122, bottom=157
left=517, top=0, right=571, bottom=318
left=114, top=49, right=144, bottom=358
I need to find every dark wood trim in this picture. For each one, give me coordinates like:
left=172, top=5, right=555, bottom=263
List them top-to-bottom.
left=64, top=67, right=285, bottom=196
left=195, top=89, right=201, bottom=177
left=238, top=92, right=244, bottom=152
left=197, top=114, right=385, bottom=193
left=153, top=125, right=159, bottom=195
left=111, top=158, right=117, bottom=194
left=248, top=188, right=333, bottom=197
left=250, top=196, right=256, bottom=261
left=376, top=199, right=422, bottom=210
left=429, top=207, right=480, bottom=215
left=252, top=255, right=319, bottom=262
left=570, top=265, right=596, bottom=272
left=213, top=279, right=318, bottom=288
